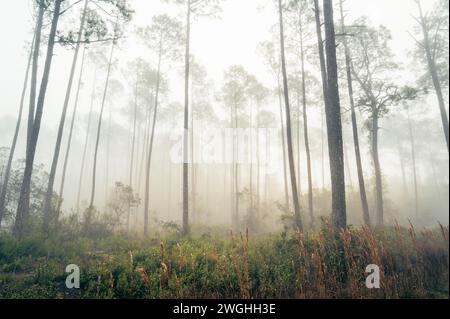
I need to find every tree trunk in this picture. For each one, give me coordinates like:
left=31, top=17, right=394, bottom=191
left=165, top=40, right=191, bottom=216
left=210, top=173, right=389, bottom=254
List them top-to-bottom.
left=14, top=0, right=63, bottom=238
left=43, top=0, right=88, bottom=232
left=182, top=0, right=191, bottom=236
left=278, top=0, right=302, bottom=231
left=314, top=0, right=329, bottom=197
left=323, top=0, right=347, bottom=231
left=339, top=0, right=370, bottom=226
left=417, top=0, right=449, bottom=152
left=26, top=5, right=45, bottom=153
left=299, top=15, right=314, bottom=228
left=0, top=29, right=36, bottom=228
left=89, top=39, right=115, bottom=211
left=143, top=40, right=162, bottom=237
left=56, top=44, right=87, bottom=218
left=76, top=68, right=97, bottom=215
left=127, top=77, right=139, bottom=232
left=277, top=80, right=290, bottom=211
left=190, top=84, right=197, bottom=223
left=296, top=91, right=301, bottom=199
left=249, top=101, right=254, bottom=222
left=234, top=102, right=240, bottom=229
left=105, top=104, right=112, bottom=205
left=256, top=104, right=261, bottom=216
left=407, top=106, right=419, bottom=219
left=371, top=112, right=384, bottom=225
left=396, top=137, right=408, bottom=199
left=344, top=142, right=354, bottom=192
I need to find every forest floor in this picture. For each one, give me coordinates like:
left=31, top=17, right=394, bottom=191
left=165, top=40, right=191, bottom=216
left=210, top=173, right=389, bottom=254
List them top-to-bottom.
left=0, top=224, right=448, bottom=299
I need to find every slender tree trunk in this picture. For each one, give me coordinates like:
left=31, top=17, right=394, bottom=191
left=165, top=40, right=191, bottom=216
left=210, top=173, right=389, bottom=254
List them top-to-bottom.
left=14, top=0, right=63, bottom=238
left=43, top=0, right=88, bottom=232
left=182, top=0, right=191, bottom=236
left=278, top=0, right=302, bottom=230
left=314, top=0, right=328, bottom=197
left=323, top=0, right=347, bottom=231
left=339, top=0, right=370, bottom=226
left=417, top=0, right=449, bottom=152
left=27, top=5, right=45, bottom=153
left=299, top=16, right=314, bottom=228
left=0, top=30, right=35, bottom=228
left=89, top=39, right=115, bottom=211
left=144, top=41, right=162, bottom=237
left=56, top=44, right=87, bottom=218
left=76, top=68, right=97, bottom=215
left=127, top=78, right=139, bottom=232
left=278, top=80, right=290, bottom=211
left=190, top=84, right=196, bottom=223
left=296, top=94, right=301, bottom=199
left=138, top=99, right=151, bottom=199
left=249, top=102, right=254, bottom=221
left=234, top=103, right=240, bottom=229
left=256, top=104, right=261, bottom=216
left=105, top=105, right=112, bottom=205
left=230, top=106, right=237, bottom=228
left=407, top=106, right=419, bottom=218
left=321, top=108, right=325, bottom=190
left=371, top=112, right=384, bottom=225
left=396, top=136, right=409, bottom=200
left=344, top=142, right=354, bottom=192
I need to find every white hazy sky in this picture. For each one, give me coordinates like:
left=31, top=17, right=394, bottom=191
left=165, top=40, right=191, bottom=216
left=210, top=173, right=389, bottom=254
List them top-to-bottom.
left=0, top=0, right=437, bottom=120
left=0, top=0, right=447, bottom=223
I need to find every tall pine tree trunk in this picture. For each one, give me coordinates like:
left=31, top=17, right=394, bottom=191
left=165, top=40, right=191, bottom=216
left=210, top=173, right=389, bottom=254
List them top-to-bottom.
left=15, top=0, right=63, bottom=238
left=43, top=0, right=89, bottom=232
left=182, top=0, right=191, bottom=236
left=278, top=0, right=302, bottom=231
left=314, top=0, right=328, bottom=196
left=323, top=0, right=347, bottom=231
left=339, top=0, right=370, bottom=227
left=417, top=0, right=449, bottom=152
left=26, top=4, right=45, bottom=153
left=299, top=15, right=314, bottom=228
left=0, top=29, right=35, bottom=228
left=89, top=39, right=115, bottom=212
left=143, top=40, right=162, bottom=237
left=56, top=44, right=87, bottom=218
left=76, top=68, right=97, bottom=215
left=127, top=78, right=139, bottom=232
left=277, top=80, right=290, bottom=211
left=407, top=105, right=419, bottom=218
left=371, top=111, right=383, bottom=225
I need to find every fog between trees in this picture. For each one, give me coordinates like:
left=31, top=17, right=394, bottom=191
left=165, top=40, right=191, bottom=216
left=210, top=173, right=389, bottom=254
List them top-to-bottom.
left=0, top=0, right=448, bottom=237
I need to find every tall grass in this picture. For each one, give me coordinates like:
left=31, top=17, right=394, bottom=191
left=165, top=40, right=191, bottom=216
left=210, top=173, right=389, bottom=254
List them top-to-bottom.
left=0, top=222, right=448, bottom=299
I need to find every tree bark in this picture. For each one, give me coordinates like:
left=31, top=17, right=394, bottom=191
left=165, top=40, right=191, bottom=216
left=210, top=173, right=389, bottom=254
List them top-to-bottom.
left=14, top=0, right=63, bottom=238
left=43, top=0, right=89, bottom=232
left=182, top=0, right=191, bottom=236
left=278, top=0, right=302, bottom=231
left=314, top=0, right=329, bottom=197
left=323, top=0, right=347, bottom=231
left=339, top=0, right=370, bottom=227
left=417, top=0, right=449, bottom=152
left=26, top=4, right=45, bottom=154
left=299, top=14, right=314, bottom=228
left=0, top=29, right=36, bottom=228
left=89, top=39, right=116, bottom=212
left=144, top=39, right=162, bottom=237
left=56, top=44, right=87, bottom=219
left=76, top=68, right=97, bottom=215
left=127, top=77, right=139, bottom=232
left=277, top=80, right=290, bottom=211
left=407, top=105, right=419, bottom=218
left=371, top=111, right=384, bottom=225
